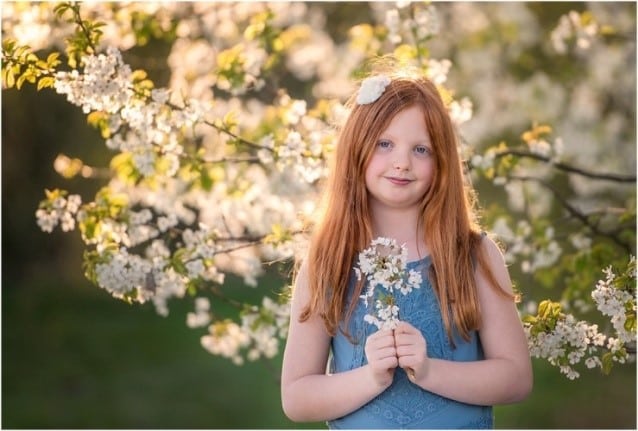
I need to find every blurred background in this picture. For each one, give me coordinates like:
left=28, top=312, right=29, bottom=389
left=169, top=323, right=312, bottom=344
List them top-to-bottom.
left=2, top=2, right=636, bottom=429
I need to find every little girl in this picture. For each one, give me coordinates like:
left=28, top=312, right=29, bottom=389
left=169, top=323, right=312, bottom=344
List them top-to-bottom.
left=281, top=66, right=533, bottom=429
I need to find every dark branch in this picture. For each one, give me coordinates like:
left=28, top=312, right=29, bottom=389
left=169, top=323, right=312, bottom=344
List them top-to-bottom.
left=70, top=2, right=97, bottom=54
left=203, top=119, right=273, bottom=153
left=495, top=149, right=636, bottom=183
left=508, top=174, right=634, bottom=254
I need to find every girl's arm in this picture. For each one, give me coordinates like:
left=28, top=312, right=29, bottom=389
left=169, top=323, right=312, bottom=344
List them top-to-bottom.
left=395, top=236, right=533, bottom=405
left=280, top=260, right=397, bottom=422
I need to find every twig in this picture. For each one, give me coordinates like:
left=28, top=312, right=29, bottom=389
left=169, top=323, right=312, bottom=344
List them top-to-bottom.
left=69, top=2, right=97, bottom=54
left=495, top=149, right=636, bottom=183
left=508, top=174, right=634, bottom=253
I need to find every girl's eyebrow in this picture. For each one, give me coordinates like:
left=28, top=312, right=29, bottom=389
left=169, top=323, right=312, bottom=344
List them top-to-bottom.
left=378, top=132, right=430, bottom=143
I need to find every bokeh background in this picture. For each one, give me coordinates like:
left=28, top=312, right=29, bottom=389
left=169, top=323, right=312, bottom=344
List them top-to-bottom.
left=2, top=1, right=636, bottom=429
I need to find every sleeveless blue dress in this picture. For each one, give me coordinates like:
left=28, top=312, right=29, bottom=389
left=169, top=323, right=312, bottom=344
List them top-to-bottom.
left=327, top=255, right=493, bottom=429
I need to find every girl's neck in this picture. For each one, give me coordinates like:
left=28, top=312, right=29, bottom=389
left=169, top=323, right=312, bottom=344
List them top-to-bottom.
left=370, top=208, right=428, bottom=261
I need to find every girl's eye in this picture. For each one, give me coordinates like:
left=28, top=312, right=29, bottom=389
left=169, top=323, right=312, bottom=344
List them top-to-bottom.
left=377, top=140, right=392, bottom=149
left=414, top=145, right=432, bottom=156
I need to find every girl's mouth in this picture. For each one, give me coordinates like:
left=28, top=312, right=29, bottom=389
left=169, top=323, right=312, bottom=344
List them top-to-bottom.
left=386, top=176, right=412, bottom=186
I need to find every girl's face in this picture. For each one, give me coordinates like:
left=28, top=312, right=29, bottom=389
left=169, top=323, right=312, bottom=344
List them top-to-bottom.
left=364, top=105, right=435, bottom=214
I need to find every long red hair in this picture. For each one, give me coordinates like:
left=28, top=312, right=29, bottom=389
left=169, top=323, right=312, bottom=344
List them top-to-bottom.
left=300, top=68, right=507, bottom=342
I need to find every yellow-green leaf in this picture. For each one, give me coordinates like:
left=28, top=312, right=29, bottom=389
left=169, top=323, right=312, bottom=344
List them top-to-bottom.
left=47, top=52, right=60, bottom=66
left=5, top=68, right=15, bottom=88
left=131, top=69, right=148, bottom=81
left=16, top=74, right=26, bottom=90
left=37, top=76, right=55, bottom=91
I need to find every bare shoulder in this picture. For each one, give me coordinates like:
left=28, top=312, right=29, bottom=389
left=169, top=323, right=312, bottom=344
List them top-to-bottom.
left=479, top=233, right=506, bottom=263
left=476, top=234, right=515, bottom=296
left=291, top=258, right=311, bottom=306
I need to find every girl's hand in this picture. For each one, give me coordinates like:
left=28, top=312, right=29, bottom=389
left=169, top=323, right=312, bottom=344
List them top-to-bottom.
left=394, top=321, right=428, bottom=383
left=364, top=329, right=398, bottom=389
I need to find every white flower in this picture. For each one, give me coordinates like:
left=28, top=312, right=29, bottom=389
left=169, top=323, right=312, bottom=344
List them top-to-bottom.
left=385, top=9, right=402, bottom=44
left=426, top=58, right=452, bottom=85
left=357, top=75, right=391, bottom=105
left=449, top=97, right=473, bottom=125
left=35, top=208, right=58, bottom=232
left=356, top=236, right=422, bottom=328
left=592, top=263, right=636, bottom=344
left=186, top=297, right=211, bottom=328
left=201, top=320, right=250, bottom=365
left=585, top=356, right=602, bottom=369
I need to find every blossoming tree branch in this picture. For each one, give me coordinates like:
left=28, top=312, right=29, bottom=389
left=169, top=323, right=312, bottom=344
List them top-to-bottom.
left=2, top=2, right=635, bottom=379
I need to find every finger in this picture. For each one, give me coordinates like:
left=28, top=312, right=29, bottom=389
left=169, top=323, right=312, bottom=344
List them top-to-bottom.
left=395, top=321, right=416, bottom=334
left=369, top=329, right=395, bottom=344
left=376, top=329, right=395, bottom=338
left=395, top=333, right=420, bottom=347
left=367, top=335, right=396, bottom=351
left=396, top=344, right=417, bottom=356
left=369, top=345, right=397, bottom=360
left=368, top=347, right=398, bottom=364
left=377, top=355, right=398, bottom=369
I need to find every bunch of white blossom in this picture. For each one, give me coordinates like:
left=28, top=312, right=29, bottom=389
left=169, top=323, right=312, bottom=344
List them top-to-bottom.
left=376, top=3, right=439, bottom=44
left=551, top=10, right=600, bottom=54
left=56, top=46, right=216, bottom=179
left=54, top=47, right=133, bottom=114
left=35, top=193, right=81, bottom=233
left=491, top=217, right=563, bottom=273
left=355, top=237, right=423, bottom=330
left=94, top=247, right=154, bottom=302
left=591, top=257, right=637, bottom=345
left=525, top=258, right=636, bottom=379
left=200, top=295, right=290, bottom=365
left=242, top=296, right=291, bottom=361
left=187, top=297, right=212, bottom=328
left=525, top=313, right=607, bottom=379
left=201, top=320, right=250, bottom=365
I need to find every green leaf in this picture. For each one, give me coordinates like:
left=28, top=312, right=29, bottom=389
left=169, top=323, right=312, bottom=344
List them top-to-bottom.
left=53, top=3, right=71, bottom=18
left=2, top=38, right=17, bottom=53
left=14, top=45, right=29, bottom=59
left=46, top=52, right=61, bottom=67
left=5, top=68, right=15, bottom=88
left=16, top=74, right=26, bottom=90
left=37, top=76, right=55, bottom=91
left=200, top=167, right=213, bottom=191
left=537, top=299, right=549, bottom=318
left=601, top=352, right=614, bottom=375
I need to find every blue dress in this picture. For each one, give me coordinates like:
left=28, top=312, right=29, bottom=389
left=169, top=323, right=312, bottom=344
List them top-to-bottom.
left=327, top=255, right=493, bottom=429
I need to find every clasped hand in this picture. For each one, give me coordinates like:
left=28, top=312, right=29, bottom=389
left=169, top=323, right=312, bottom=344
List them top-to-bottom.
left=364, top=321, right=428, bottom=388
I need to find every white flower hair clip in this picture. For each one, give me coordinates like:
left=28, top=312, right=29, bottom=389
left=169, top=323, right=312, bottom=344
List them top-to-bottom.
left=356, top=75, right=391, bottom=105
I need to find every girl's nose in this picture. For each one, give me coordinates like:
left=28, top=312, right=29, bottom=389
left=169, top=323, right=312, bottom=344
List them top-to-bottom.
left=393, top=153, right=410, bottom=171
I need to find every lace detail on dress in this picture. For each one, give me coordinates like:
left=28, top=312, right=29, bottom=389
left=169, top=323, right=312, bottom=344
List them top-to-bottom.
left=462, top=412, right=494, bottom=429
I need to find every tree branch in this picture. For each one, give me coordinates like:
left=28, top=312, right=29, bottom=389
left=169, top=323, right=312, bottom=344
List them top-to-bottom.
left=69, top=2, right=97, bottom=54
left=495, top=149, right=636, bottom=183
left=508, top=174, right=634, bottom=253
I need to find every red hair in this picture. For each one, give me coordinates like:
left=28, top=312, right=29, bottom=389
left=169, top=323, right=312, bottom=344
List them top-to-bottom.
left=300, top=68, right=508, bottom=342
